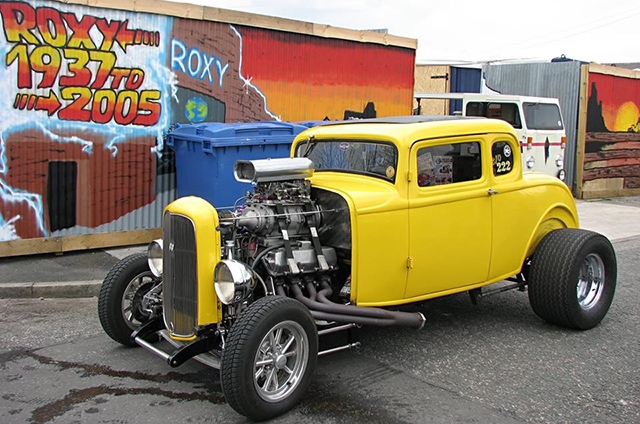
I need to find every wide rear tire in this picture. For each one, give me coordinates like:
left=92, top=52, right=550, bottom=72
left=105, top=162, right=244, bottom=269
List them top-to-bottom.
left=528, top=229, right=616, bottom=330
left=221, top=296, right=318, bottom=421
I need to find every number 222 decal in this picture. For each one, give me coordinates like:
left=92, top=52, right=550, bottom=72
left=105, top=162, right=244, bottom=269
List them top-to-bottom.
left=493, top=153, right=512, bottom=174
left=496, top=160, right=512, bottom=173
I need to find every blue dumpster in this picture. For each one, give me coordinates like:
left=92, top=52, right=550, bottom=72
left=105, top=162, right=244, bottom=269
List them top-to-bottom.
left=167, top=121, right=308, bottom=208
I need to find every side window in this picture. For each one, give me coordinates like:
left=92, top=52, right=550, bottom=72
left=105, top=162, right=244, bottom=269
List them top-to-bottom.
left=465, top=102, right=522, bottom=129
left=465, top=102, right=485, bottom=118
left=492, top=141, right=514, bottom=176
left=417, top=142, right=482, bottom=187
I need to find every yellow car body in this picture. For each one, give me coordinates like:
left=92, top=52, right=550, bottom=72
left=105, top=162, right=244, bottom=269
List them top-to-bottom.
left=165, top=117, right=578, bottom=327
left=292, top=118, right=578, bottom=307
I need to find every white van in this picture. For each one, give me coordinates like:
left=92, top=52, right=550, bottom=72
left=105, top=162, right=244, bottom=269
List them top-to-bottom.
left=414, top=92, right=567, bottom=181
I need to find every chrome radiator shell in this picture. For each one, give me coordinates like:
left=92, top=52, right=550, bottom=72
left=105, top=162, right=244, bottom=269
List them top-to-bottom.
left=162, top=212, right=198, bottom=338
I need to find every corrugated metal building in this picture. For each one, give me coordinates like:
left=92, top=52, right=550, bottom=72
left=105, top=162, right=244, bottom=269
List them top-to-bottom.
left=0, top=0, right=416, bottom=256
left=483, top=61, right=583, bottom=191
left=484, top=61, right=640, bottom=199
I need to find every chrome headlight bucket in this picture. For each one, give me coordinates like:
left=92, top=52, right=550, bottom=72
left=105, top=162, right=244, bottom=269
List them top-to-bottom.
left=555, top=154, right=564, bottom=169
left=526, top=156, right=536, bottom=169
left=148, top=239, right=163, bottom=277
left=214, top=260, right=256, bottom=305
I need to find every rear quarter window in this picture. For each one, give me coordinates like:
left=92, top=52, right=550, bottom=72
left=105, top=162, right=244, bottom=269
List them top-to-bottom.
left=492, top=141, right=514, bottom=176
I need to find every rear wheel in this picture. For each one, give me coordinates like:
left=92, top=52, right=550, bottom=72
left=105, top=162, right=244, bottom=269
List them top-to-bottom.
left=528, top=229, right=617, bottom=330
left=98, top=253, right=158, bottom=346
left=221, top=296, right=318, bottom=421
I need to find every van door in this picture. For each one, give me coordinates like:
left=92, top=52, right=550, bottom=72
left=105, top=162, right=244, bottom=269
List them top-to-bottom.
left=521, top=101, right=565, bottom=178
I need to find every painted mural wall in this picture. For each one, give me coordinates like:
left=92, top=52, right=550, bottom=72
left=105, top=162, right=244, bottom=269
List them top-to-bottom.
left=0, top=0, right=415, bottom=245
left=583, top=68, right=640, bottom=197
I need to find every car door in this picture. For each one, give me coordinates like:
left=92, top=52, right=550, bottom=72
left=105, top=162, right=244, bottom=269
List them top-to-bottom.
left=405, top=136, right=492, bottom=300
left=487, top=136, right=537, bottom=281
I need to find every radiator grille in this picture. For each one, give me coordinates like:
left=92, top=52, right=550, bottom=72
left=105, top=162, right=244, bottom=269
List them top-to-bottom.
left=163, top=213, right=198, bottom=338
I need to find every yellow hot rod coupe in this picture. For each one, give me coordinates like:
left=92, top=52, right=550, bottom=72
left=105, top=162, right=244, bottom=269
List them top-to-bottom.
left=98, top=116, right=616, bottom=421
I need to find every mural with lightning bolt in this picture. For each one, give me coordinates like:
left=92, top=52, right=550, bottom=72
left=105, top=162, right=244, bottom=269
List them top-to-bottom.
left=0, top=0, right=414, bottom=247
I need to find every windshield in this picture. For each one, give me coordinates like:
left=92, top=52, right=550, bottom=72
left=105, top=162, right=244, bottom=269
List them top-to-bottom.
left=523, top=102, right=564, bottom=130
left=295, top=139, right=398, bottom=182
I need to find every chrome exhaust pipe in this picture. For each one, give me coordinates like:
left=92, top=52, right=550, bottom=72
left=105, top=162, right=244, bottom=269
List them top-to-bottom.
left=290, top=283, right=425, bottom=329
left=309, top=310, right=412, bottom=327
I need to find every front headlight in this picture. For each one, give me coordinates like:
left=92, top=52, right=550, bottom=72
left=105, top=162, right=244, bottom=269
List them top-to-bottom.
left=555, top=154, right=564, bottom=168
left=526, top=156, right=536, bottom=169
left=557, top=169, right=567, bottom=181
left=148, top=239, right=163, bottom=277
left=214, top=260, right=255, bottom=305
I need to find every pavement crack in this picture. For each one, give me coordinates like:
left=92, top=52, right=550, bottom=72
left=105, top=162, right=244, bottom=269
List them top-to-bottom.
left=0, top=350, right=29, bottom=366
left=25, top=351, right=219, bottom=385
left=29, top=385, right=224, bottom=424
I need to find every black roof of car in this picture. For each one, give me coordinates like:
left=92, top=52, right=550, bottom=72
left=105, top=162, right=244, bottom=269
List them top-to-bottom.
left=318, top=115, right=483, bottom=126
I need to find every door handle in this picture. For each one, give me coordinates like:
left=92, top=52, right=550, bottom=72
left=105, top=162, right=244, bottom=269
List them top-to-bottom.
left=487, top=188, right=499, bottom=195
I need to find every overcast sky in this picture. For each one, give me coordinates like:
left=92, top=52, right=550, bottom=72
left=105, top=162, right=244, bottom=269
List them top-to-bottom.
left=166, top=0, right=640, bottom=65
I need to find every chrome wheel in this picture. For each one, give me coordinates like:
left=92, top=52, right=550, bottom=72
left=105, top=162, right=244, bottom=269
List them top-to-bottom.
left=99, top=253, right=159, bottom=346
left=576, top=253, right=605, bottom=310
left=121, top=271, right=155, bottom=330
left=221, top=296, right=317, bottom=421
left=253, top=320, right=309, bottom=402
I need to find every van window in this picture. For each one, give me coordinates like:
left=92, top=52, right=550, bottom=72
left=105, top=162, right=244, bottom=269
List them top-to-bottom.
left=466, top=102, right=522, bottom=129
left=523, top=102, right=563, bottom=130
left=417, top=142, right=482, bottom=187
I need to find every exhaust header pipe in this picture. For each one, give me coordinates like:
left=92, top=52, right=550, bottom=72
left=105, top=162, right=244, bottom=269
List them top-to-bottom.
left=288, top=284, right=425, bottom=330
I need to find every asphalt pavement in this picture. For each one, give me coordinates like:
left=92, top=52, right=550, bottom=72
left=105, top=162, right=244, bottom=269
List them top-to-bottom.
left=1, top=196, right=639, bottom=299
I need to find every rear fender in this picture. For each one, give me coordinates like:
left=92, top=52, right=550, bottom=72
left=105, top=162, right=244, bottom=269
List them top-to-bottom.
left=525, top=204, right=579, bottom=259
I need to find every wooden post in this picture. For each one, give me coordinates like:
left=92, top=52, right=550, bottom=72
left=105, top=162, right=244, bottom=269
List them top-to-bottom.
left=574, top=64, right=590, bottom=199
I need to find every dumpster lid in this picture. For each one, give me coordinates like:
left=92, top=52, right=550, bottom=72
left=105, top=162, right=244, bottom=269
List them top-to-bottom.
left=170, top=121, right=308, bottom=140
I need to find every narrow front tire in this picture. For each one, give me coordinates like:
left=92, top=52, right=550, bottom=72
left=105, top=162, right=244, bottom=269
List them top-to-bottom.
left=98, top=253, right=158, bottom=346
left=221, top=296, right=318, bottom=421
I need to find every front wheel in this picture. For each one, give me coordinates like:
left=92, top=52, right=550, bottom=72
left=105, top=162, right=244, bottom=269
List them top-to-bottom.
left=528, top=229, right=617, bottom=330
left=98, top=253, right=158, bottom=346
left=221, top=296, right=318, bottom=421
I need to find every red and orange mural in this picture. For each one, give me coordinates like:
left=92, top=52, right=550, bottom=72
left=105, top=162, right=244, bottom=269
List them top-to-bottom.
left=0, top=0, right=415, bottom=248
left=237, top=26, right=414, bottom=121
left=584, top=71, right=640, bottom=194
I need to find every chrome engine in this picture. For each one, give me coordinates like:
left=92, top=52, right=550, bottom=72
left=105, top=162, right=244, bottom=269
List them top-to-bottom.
left=221, top=158, right=424, bottom=329
left=225, top=158, right=338, bottom=278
